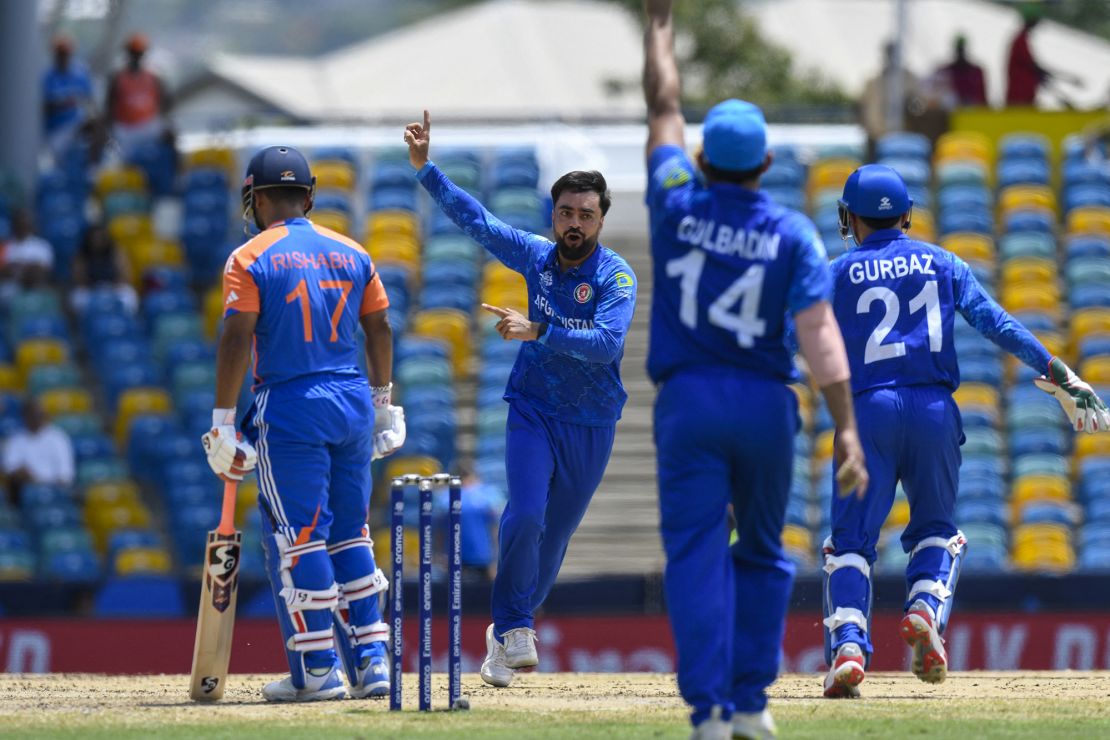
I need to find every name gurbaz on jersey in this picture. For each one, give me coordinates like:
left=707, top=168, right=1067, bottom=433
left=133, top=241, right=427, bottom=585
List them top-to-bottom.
left=846, top=253, right=937, bottom=285
left=533, top=293, right=595, bottom=330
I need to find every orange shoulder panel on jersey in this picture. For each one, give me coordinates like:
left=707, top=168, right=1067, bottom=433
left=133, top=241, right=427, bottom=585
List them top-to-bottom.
left=310, top=222, right=370, bottom=257
left=222, top=226, right=289, bottom=315
left=360, top=272, right=390, bottom=316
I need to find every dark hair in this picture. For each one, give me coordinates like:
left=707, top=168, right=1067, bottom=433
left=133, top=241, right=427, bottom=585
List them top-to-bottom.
left=700, top=159, right=765, bottom=186
left=550, top=170, right=611, bottom=215
left=258, top=185, right=311, bottom=208
left=860, top=214, right=904, bottom=230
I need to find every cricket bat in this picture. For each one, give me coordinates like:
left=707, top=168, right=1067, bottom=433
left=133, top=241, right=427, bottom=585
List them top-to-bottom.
left=189, top=480, right=241, bottom=701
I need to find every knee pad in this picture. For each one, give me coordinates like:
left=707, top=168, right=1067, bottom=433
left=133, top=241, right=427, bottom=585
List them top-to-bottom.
left=906, top=531, right=967, bottom=633
left=822, top=536, right=875, bottom=663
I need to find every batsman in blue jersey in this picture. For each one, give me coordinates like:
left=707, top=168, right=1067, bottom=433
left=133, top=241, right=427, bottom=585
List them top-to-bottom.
left=643, top=3, right=869, bottom=738
left=404, top=111, right=637, bottom=688
left=205, top=146, right=406, bottom=702
left=822, top=164, right=1110, bottom=699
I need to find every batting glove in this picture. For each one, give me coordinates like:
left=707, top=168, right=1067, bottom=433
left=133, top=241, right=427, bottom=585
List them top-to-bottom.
left=1033, top=357, right=1110, bottom=434
left=371, top=383, right=406, bottom=460
left=201, top=408, right=258, bottom=481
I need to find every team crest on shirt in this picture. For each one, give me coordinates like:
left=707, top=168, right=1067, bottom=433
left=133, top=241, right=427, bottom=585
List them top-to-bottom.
left=540, top=271, right=554, bottom=289
left=574, top=283, right=593, bottom=303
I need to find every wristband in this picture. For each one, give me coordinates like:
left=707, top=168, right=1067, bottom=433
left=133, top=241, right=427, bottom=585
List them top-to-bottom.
left=371, top=383, right=393, bottom=408
left=212, top=408, right=236, bottom=427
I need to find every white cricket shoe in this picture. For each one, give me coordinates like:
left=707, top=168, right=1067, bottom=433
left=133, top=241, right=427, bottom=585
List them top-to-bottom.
left=900, top=599, right=947, bottom=684
left=480, top=623, right=515, bottom=687
left=502, top=626, right=538, bottom=669
left=823, top=642, right=865, bottom=699
left=346, top=653, right=390, bottom=699
left=262, top=666, right=346, bottom=702
left=689, top=706, right=731, bottom=740
left=731, top=708, right=777, bottom=739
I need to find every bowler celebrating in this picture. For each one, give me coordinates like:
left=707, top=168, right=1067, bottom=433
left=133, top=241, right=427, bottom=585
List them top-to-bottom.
left=404, top=111, right=637, bottom=688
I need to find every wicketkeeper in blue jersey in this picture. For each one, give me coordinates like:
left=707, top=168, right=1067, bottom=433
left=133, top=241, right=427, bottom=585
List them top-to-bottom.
left=643, top=3, right=869, bottom=738
left=404, top=111, right=637, bottom=688
left=822, top=163, right=1110, bottom=699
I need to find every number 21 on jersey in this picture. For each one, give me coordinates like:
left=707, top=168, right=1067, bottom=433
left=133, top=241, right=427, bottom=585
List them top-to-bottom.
left=666, top=249, right=766, bottom=347
left=857, top=281, right=941, bottom=364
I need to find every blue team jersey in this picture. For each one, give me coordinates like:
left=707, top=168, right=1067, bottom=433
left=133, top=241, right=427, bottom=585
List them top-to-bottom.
left=42, top=63, right=92, bottom=132
left=645, top=145, right=832, bottom=385
left=417, top=162, right=636, bottom=426
left=223, top=217, right=390, bottom=390
left=830, top=229, right=1051, bottom=394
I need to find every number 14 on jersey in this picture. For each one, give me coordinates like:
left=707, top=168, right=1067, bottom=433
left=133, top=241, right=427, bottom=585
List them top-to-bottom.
left=666, top=250, right=767, bottom=347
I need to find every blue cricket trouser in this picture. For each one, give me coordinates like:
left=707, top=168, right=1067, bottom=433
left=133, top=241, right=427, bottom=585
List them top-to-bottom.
left=656, top=368, right=796, bottom=724
left=243, top=373, right=384, bottom=680
left=827, top=384, right=963, bottom=654
left=491, top=396, right=615, bottom=634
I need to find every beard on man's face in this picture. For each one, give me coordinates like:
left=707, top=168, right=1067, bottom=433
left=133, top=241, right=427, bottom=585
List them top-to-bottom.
left=555, top=228, right=597, bottom=262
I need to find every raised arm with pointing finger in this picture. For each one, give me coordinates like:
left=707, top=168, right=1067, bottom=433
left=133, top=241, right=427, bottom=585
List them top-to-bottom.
left=405, top=110, right=637, bottom=688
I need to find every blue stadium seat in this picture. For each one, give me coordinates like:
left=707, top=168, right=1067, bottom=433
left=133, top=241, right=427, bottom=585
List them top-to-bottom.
left=876, top=132, right=931, bottom=161
left=999, top=133, right=1049, bottom=161
left=879, top=157, right=930, bottom=187
left=761, top=159, right=806, bottom=188
left=997, top=159, right=1050, bottom=188
left=1063, top=160, right=1110, bottom=188
left=370, top=162, right=416, bottom=191
left=182, top=167, right=229, bottom=192
left=938, top=184, right=991, bottom=212
left=1064, top=184, right=1110, bottom=213
left=370, top=187, right=418, bottom=213
left=762, top=187, right=805, bottom=212
left=939, top=209, right=993, bottom=236
left=1003, top=209, right=1055, bottom=234
left=1066, top=235, right=1110, bottom=262
left=142, top=291, right=198, bottom=328
left=83, top=312, right=141, bottom=344
left=1011, top=428, right=1068, bottom=457
left=71, top=433, right=116, bottom=464
left=165, top=481, right=221, bottom=509
left=26, top=503, right=82, bottom=530
left=42, top=549, right=100, bottom=583
left=94, top=575, right=185, bottom=617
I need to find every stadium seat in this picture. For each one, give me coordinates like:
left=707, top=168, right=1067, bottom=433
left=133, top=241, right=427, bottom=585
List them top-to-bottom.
left=1067, top=206, right=1110, bottom=237
left=93, top=575, right=185, bottom=617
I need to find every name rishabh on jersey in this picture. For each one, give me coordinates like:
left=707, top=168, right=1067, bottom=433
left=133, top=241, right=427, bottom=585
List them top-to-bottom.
left=645, top=144, right=832, bottom=385
left=223, top=217, right=389, bottom=389
left=830, top=229, right=1051, bottom=394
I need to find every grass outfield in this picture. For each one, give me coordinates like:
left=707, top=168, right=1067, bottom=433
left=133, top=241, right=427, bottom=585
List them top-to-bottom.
left=2, top=672, right=1108, bottom=738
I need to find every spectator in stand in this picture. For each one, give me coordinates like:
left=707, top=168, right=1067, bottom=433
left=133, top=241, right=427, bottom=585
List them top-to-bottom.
left=1006, top=4, right=1081, bottom=107
left=105, top=32, right=171, bottom=161
left=42, top=34, right=94, bottom=162
left=934, top=35, right=988, bottom=108
left=860, top=41, right=921, bottom=156
left=0, top=209, right=54, bottom=303
left=70, top=223, right=138, bottom=314
left=2, top=397, right=75, bottom=505
left=445, top=459, right=506, bottom=582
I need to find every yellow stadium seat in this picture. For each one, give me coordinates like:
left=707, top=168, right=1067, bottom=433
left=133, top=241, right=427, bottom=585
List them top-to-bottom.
left=935, top=131, right=993, bottom=167
left=184, top=147, right=236, bottom=176
left=808, top=159, right=861, bottom=195
left=313, top=161, right=357, bottom=192
left=95, top=166, right=146, bottom=196
left=999, top=185, right=1057, bottom=216
left=1066, top=206, right=1110, bottom=237
left=906, top=209, right=936, bottom=243
left=311, top=210, right=352, bottom=235
left=366, top=210, right=419, bottom=241
left=107, top=214, right=155, bottom=247
left=942, top=233, right=994, bottom=263
left=368, top=235, right=420, bottom=270
left=129, top=238, right=185, bottom=283
left=1001, top=257, right=1057, bottom=287
left=483, top=262, right=526, bottom=288
left=1001, top=285, right=1060, bottom=314
left=204, top=286, right=224, bottom=339
left=481, top=287, right=528, bottom=313
left=410, top=308, right=472, bottom=374
left=1070, top=308, right=1110, bottom=345
left=1032, top=331, right=1066, bottom=361
left=16, top=339, right=68, bottom=381
left=1080, top=356, right=1110, bottom=385
left=0, top=364, right=20, bottom=393
left=952, top=382, right=999, bottom=410
left=39, top=387, right=93, bottom=416
left=114, top=387, right=172, bottom=445
left=814, top=429, right=835, bottom=462
left=1076, top=432, right=1110, bottom=460
left=385, top=455, right=443, bottom=480
left=1011, top=474, right=1070, bottom=506
left=234, top=478, right=260, bottom=527
left=84, top=481, right=141, bottom=511
left=884, top=498, right=910, bottom=529
left=86, top=504, right=153, bottom=551
left=1013, top=522, right=1070, bottom=546
left=782, top=525, right=812, bottom=553
left=1012, top=540, right=1074, bottom=573
left=115, top=546, right=172, bottom=575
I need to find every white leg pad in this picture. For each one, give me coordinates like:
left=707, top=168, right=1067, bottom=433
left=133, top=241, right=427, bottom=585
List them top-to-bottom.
left=909, top=531, right=967, bottom=560
left=327, top=534, right=375, bottom=557
left=823, top=552, right=871, bottom=578
left=337, top=568, right=389, bottom=605
left=908, top=578, right=953, bottom=602
left=280, top=583, right=340, bottom=612
left=823, top=607, right=869, bottom=632
left=351, top=621, right=389, bottom=645
left=288, top=627, right=336, bottom=653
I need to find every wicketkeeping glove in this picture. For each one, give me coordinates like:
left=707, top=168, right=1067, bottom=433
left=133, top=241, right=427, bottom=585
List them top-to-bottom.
left=1033, top=357, right=1110, bottom=434
left=371, top=383, right=406, bottom=460
left=201, top=408, right=258, bottom=481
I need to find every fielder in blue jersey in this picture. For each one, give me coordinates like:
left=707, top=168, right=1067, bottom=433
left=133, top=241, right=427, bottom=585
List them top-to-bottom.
left=643, top=3, right=868, bottom=738
left=404, top=111, right=637, bottom=688
left=203, top=145, right=407, bottom=702
left=821, top=164, right=1110, bottom=699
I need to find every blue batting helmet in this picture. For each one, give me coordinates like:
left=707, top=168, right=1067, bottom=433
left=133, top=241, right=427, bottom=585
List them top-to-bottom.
left=241, top=145, right=315, bottom=232
left=837, top=164, right=913, bottom=242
